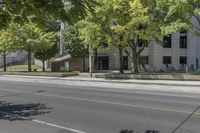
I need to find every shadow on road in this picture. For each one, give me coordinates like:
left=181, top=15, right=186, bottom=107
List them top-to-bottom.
left=0, top=101, right=51, bottom=121
left=120, top=129, right=159, bottom=133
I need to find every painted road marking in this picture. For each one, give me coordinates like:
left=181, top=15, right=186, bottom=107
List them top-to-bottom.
left=0, top=88, right=200, bottom=115
left=37, top=93, right=200, bottom=115
left=0, top=109, right=86, bottom=133
left=33, top=120, right=86, bottom=133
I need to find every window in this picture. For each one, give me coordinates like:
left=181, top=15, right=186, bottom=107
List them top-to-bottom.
left=53, top=22, right=61, bottom=32
left=180, top=30, right=187, bottom=34
left=163, top=35, right=171, bottom=48
left=180, top=36, right=187, bottom=48
left=138, top=39, right=148, bottom=47
left=138, top=39, right=143, bottom=47
left=97, top=56, right=109, bottom=70
left=123, top=56, right=128, bottom=70
left=140, top=56, right=148, bottom=65
left=163, top=56, right=171, bottom=64
left=180, top=56, right=187, bottom=64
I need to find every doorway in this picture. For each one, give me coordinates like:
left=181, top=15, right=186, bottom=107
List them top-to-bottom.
left=97, top=56, right=109, bottom=70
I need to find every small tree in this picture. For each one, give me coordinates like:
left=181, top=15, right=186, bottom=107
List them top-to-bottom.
left=77, top=18, right=103, bottom=75
left=8, top=22, right=56, bottom=72
left=62, top=25, right=88, bottom=72
left=0, top=30, right=16, bottom=71
left=34, top=44, right=58, bottom=71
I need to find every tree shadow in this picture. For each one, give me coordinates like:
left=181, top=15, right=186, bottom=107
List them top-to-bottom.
left=0, top=101, right=51, bottom=121
left=120, top=129, right=159, bottom=133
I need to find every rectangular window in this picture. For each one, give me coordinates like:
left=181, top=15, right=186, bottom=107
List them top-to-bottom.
left=180, top=30, right=187, bottom=34
left=163, top=35, right=171, bottom=48
left=180, top=36, right=187, bottom=48
left=138, top=39, right=148, bottom=47
left=138, top=39, right=143, bottom=47
left=97, top=56, right=109, bottom=70
left=123, top=56, right=128, bottom=70
left=140, top=56, right=148, bottom=65
left=163, top=56, right=171, bottom=64
left=180, top=56, right=187, bottom=64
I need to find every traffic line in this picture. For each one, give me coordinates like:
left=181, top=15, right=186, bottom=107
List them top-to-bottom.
left=0, top=88, right=200, bottom=115
left=37, top=93, right=200, bottom=115
left=0, top=108, right=86, bottom=133
left=32, top=120, right=86, bottom=133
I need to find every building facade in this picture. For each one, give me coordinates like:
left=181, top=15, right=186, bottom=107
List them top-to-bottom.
left=56, top=17, right=200, bottom=72
left=94, top=30, right=200, bottom=72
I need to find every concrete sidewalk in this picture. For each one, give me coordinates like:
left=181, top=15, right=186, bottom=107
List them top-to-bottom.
left=1, top=74, right=200, bottom=87
left=64, top=76, right=200, bottom=87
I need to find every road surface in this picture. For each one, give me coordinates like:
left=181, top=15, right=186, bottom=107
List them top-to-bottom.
left=0, top=78, right=199, bottom=133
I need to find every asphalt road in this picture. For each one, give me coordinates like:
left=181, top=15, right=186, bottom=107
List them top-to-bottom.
left=0, top=79, right=199, bottom=133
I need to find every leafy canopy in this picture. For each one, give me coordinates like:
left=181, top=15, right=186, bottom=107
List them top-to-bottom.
left=0, top=0, right=97, bottom=29
left=7, top=22, right=56, bottom=53
left=63, top=25, right=88, bottom=58
left=0, top=30, right=16, bottom=53
left=34, top=43, right=58, bottom=62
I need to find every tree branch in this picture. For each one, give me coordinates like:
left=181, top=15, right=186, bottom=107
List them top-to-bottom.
left=137, top=44, right=145, bottom=56
left=124, top=48, right=132, bottom=57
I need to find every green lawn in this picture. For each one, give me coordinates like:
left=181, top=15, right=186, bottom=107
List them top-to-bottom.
left=0, top=65, right=42, bottom=72
left=0, top=65, right=79, bottom=77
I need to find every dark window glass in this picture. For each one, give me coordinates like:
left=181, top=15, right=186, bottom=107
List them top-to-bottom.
left=180, top=30, right=187, bottom=34
left=163, top=35, right=171, bottom=48
left=180, top=36, right=187, bottom=48
left=56, top=37, right=60, bottom=54
left=138, top=39, right=148, bottom=47
left=138, top=39, right=143, bottom=47
left=97, top=56, right=109, bottom=70
left=123, top=56, right=128, bottom=70
left=140, top=56, right=148, bottom=65
left=163, top=56, right=171, bottom=64
left=180, top=56, right=187, bottom=64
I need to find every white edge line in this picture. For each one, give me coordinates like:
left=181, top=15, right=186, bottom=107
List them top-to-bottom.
left=32, top=119, right=86, bottom=133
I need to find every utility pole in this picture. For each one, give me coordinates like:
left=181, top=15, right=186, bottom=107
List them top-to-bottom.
left=89, top=45, right=93, bottom=77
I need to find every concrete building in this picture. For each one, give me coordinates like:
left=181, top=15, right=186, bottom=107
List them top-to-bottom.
left=54, top=17, right=200, bottom=72
left=94, top=30, right=200, bottom=72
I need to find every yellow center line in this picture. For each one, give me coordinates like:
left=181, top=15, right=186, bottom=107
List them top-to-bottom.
left=0, top=88, right=200, bottom=115
left=36, top=93, right=200, bottom=115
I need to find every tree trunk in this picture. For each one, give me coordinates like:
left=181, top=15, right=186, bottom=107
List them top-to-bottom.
left=82, top=47, right=88, bottom=72
left=119, top=48, right=124, bottom=73
left=94, top=49, right=98, bottom=71
left=27, top=51, right=32, bottom=72
left=3, top=52, right=6, bottom=72
left=132, top=52, right=139, bottom=73
left=82, top=56, right=86, bottom=72
left=42, top=60, right=45, bottom=72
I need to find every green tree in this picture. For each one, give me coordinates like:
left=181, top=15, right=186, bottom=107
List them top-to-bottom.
left=0, top=0, right=96, bottom=29
left=77, top=0, right=147, bottom=73
left=78, top=0, right=190, bottom=73
left=96, top=0, right=147, bottom=73
left=172, top=0, right=200, bottom=36
left=77, top=16, right=103, bottom=74
left=8, top=22, right=56, bottom=72
left=63, top=25, right=88, bottom=72
left=0, top=30, right=16, bottom=71
left=34, top=44, right=58, bottom=71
